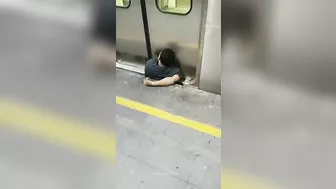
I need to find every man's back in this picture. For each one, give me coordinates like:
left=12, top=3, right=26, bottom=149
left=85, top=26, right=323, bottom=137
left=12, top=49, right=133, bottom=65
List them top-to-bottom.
left=145, top=59, right=182, bottom=81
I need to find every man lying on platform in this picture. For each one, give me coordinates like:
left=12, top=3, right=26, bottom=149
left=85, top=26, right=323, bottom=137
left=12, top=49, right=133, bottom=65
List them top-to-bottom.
left=143, top=48, right=184, bottom=86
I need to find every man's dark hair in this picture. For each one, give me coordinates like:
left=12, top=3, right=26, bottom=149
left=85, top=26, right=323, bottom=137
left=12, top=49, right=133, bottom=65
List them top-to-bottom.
left=159, top=48, right=175, bottom=66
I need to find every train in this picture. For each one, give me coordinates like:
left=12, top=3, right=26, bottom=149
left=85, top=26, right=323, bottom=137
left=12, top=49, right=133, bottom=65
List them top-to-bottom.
left=116, top=0, right=221, bottom=94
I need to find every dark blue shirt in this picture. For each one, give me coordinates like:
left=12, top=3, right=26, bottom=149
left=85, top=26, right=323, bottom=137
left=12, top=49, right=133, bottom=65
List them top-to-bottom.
left=144, top=59, right=183, bottom=81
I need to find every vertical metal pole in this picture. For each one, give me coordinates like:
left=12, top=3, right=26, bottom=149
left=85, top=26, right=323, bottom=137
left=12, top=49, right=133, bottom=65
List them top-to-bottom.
left=140, top=0, right=152, bottom=59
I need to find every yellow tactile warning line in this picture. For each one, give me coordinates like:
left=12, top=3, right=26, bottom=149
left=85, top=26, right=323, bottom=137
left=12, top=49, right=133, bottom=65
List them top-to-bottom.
left=116, top=96, right=221, bottom=138
left=116, top=96, right=279, bottom=188
left=0, top=98, right=278, bottom=189
left=0, top=99, right=116, bottom=162
left=222, top=170, right=280, bottom=189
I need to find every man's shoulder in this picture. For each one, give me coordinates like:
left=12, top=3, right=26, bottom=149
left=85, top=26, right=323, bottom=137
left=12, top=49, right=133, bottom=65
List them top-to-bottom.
left=146, top=58, right=157, bottom=65
left=145, top=59, right=160, bottom=78
left=167, top=66, right=180, bottom=73
left=168, top=67, right=185, bottom=80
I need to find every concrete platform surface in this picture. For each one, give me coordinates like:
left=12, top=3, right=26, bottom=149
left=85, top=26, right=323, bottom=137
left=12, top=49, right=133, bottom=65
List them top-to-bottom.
left=116, top=69, right=221, bottom=189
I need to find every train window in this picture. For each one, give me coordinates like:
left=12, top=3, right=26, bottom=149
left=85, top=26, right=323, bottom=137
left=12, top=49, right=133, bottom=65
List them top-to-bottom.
left=116, top=0, right=130, bottom=8
left=156, top=0, right=192, bottom=15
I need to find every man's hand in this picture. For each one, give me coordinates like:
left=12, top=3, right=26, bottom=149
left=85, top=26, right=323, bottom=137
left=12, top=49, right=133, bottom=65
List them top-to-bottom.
left=143, top=77, right=153, bottom=86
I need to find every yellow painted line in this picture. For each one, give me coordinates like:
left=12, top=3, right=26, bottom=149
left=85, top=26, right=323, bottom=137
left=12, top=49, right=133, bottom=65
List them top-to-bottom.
left=116, top=96, right=221, bottom=138
left=0, top=98, right=279, bottom=188
left=0, top=99, right=115, bottom=162
left=222, top=170, right=281, bottom=189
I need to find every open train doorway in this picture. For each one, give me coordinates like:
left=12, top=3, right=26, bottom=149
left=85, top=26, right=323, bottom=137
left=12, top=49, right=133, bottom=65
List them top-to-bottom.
left=116, top=0, right=206, bottom=84
left=116, top=0, right=148, bottom=73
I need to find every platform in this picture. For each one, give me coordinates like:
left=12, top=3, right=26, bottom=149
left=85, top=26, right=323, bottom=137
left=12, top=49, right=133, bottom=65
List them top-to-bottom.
left=115, top=69, right=221, bottom=189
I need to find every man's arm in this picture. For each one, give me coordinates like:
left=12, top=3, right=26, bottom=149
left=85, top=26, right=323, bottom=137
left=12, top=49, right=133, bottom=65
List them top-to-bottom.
left=143, top=74, right=180, bottom=86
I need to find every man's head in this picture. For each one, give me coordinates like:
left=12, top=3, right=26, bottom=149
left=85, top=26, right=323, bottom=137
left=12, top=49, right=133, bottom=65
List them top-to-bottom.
left=158, top=48, right=175, bottom=66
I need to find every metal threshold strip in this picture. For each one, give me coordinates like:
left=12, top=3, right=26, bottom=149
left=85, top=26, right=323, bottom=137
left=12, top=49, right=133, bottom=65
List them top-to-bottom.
left=116, top=60, right=144, bottom=75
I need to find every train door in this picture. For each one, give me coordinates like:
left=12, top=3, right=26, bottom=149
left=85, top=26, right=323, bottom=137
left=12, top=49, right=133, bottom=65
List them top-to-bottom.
left=116, top=0, right=205, bottom=81
left=116, top=0, right=149, bottom=70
